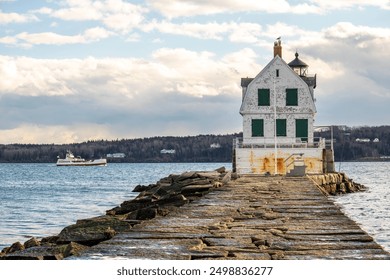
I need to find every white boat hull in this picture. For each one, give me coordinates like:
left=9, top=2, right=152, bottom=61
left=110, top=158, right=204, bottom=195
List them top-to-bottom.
left=56, top=151, right=107, bottom=166
left=56, top=159, right=107, bottom=166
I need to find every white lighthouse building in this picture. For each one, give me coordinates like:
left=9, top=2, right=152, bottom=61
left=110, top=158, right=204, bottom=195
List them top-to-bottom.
left=233, top=39, right=334, bottom=175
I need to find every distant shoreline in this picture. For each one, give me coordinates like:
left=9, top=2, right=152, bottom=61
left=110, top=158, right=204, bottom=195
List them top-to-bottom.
left=0, top=126, right=389, bottom=163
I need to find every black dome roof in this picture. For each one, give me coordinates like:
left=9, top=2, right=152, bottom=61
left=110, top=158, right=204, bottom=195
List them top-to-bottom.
left=288, top=52, right=308, bottom=68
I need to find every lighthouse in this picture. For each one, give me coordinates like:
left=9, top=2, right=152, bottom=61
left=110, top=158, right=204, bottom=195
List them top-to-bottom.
left=234, top=39, right=334, bottom=175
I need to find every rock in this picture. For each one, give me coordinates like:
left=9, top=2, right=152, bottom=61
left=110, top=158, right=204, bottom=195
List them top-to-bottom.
left=215, top=166, right=226, bottom=173
left=177, top=171, right=198, bottom=181
left=196, top=171, right=221, bottom=179
left=222, top=171, right=232, bottom=184
left=231, top=172, right=239, bottom=180
left=338, top=183, right=347, bottom=193
left=132, top=184, right=155, bottom=192
left=181, top=184, right=213, bottom=195
left=160, top=194, right=188, bottom=206
left=136, top=207, right=158, bottom=220
left=106, top=209, right=116, bottom=216
left=57, top=215, right=131, bottom=246
left=104, top=227, right=116, bottom=239
left=41, top=235, right=60, bottom=244
left=24, top=237, right=40, bottom=249
left=6, top=242, right=24, bottom=254
left=63, top=242, right=89, bottom=258
left=0, top=244, right=66, bottom=260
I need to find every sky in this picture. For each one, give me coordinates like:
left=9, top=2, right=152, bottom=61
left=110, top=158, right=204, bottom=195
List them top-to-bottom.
left=0, top=0, right=389, bottom=144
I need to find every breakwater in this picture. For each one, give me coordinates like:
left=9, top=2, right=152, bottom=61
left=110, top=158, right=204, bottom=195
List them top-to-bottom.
left=1, top=169, right=389, bottom=260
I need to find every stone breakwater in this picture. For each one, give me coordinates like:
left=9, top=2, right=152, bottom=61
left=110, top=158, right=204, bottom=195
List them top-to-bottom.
left=0, top=167, right=231, bottom=260
left=1, top=169, right=389, bottom=260
left=308, top=173, right=366, bottom=196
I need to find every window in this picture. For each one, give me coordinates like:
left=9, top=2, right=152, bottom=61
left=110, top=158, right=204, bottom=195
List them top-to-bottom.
left=276, top=69, right=279, bottom=77
left=286, top=88, right=298, bottom=106
left=258, top=89, right=270, bottom=106
left=251, top=119, right=264, bottom=137
left=276, top=119, right=287, bottom=136
left=296, top=119, right=308, bottom=142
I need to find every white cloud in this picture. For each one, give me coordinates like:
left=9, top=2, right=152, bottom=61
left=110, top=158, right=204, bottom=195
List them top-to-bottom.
left=45, top=0, right=148, bottom=33
left=146, top=0, right=322, bottom=18
left=146, top=0, right=390, bottom=18
left=310, top=0, right=390, bottom=10
left=0, top=10, right=38, bottom=24
left=144, top=20, right=263, bottom=43
left=323, top=22, right=390, bottom=39
left=0, top=27, right=114, bottom=47
left=0, top=47, right=257, bottom=143
left=0, top=47, right=259, bottom=99
left=0, top=124, right=114, bottom=144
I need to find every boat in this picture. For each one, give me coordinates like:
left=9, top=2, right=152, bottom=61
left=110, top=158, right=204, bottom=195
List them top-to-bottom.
left=56, top=151, right=107, bottom=166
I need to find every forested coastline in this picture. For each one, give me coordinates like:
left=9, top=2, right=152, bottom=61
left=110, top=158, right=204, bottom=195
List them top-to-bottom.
left=0, top=126, right=389, bottom=163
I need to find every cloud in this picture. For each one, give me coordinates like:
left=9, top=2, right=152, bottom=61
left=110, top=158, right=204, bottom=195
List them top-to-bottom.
left=42, top=0, right=148, bottom=33
left=146, top=0, right=322, bottom=18
left=146, top=0, right=390, bottom=18
left=310, top=0, right=390, bottom=10
left=0, top=9, right=38, bottom=24
left=1, top=12, right=389, bottom=143
left=144, top=20, right=263, bottom=43
left=283, top=22, right=390, bottom=125
left=0, top=27, right=113, bottom=47
left=0, top=48, right=257, bottom=143
left=0, top=123, right=114, bottom=144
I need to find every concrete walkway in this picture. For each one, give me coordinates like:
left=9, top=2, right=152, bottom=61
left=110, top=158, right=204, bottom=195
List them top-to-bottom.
left=74, top=176, right=390, bottom=260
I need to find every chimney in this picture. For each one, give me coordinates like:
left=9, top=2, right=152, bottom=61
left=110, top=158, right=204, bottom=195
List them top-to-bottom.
left=274, top=38, right=282, bottom=58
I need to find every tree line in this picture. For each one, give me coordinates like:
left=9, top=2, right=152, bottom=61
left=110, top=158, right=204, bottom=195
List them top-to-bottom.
left=314, top=125, right=390, bottom=161
left=0, top=126, right=388, bottom=163
left=0, top=134, right=241, bottom=163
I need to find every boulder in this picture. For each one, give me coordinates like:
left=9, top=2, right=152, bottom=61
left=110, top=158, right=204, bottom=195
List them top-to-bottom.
left=215, top=166, right=226, bottom=173
left=196, top=171, right=221, bottom=180
left=222, top=171, right=232, bottom=184
left=338, top=183, right=347, bottom=194
left=133, top=184, right=156, bottom=192
left=181, top=184, right=213, bottom=195
left=136, top=207, right=158, bottom=220
left=57, top=215, right=130, bottom=246
left=41, top=235, right=60, bottom=244
left=24, top=237, right=40, bottom=249
left=5, top=242, right=24, bottom=254
left=63, top=242, right=89, bottom=258
left=1, top=244, right=66, bottom=260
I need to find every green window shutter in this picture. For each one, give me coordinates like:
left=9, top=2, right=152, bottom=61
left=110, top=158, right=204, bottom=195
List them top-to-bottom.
left=286, top=88, right=298, bottom=106
left=258, top=89, right=270, bottom=106
left=252, top=119, right=264, bottom=137
left=276, top=119, right=287, bottom=136
left=296, top=119, right=308, bottom=142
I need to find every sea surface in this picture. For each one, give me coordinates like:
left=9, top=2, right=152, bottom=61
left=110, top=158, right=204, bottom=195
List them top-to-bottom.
left=332, top=161, right=390, bottom=252
left=0, top=162, right=389, bottom=253
left=0, top=162, right=230, bottom=250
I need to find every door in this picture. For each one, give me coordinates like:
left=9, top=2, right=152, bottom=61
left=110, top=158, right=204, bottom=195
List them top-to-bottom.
left=296, top=119, right=308, bottom=142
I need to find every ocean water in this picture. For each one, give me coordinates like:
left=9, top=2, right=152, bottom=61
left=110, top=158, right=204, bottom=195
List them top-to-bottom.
left=332, top=161, right=390, bottom=252
left=0, top=162, right=230, bottom=250
left=0, top=162, right=389, bottom=254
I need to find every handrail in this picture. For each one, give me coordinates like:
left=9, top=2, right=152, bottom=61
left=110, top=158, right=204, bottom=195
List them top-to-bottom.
left=234, top=137, right=325, bottom=149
